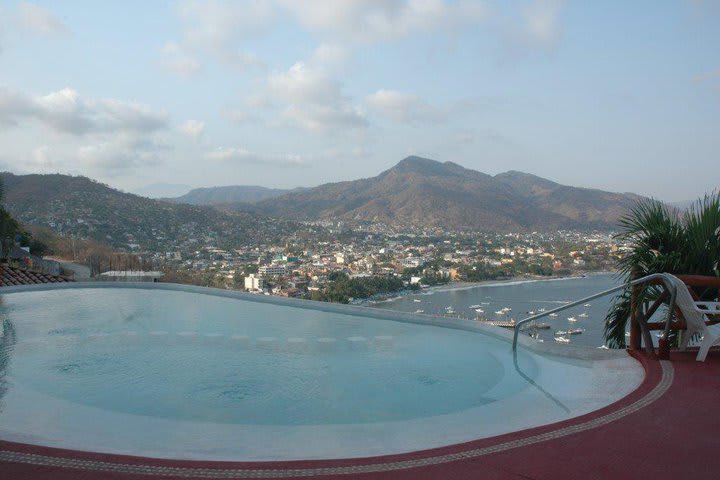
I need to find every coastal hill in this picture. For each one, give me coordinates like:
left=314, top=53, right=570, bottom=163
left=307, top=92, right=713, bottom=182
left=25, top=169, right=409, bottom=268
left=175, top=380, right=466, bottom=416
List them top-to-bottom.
left=242, top=156, right=641, bottom=231
left=0, top=172, right=298, bottom=250
left=166, top=185, right=297, bottom=206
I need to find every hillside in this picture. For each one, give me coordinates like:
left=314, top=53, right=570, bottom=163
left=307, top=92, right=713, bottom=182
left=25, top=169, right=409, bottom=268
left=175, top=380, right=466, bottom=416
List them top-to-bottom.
left=247, top=156, right=641, bottom=231
left=0, top=172, right=297, bottom=251
left=167, top=185, right=297, bottom=205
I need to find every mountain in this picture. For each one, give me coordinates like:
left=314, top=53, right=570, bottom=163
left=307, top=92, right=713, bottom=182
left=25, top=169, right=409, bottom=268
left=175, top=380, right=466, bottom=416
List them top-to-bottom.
left=247, top=156, right=642, bottom=231
left=494, top=170, right=644, bottom=227
left=0, top=172, right=297, bottom=251
left=133, top=182, right=193, bottom=199
left=168, top=185, right=296, bottom=205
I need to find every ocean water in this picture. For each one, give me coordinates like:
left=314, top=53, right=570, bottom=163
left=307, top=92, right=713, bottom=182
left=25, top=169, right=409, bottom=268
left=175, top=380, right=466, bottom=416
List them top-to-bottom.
left=368, top=273, right=623, bottom=348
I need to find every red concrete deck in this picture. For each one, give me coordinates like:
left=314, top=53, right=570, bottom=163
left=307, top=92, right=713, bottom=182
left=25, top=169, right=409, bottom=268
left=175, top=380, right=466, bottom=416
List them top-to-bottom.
left=1, top=349, right=719, bottom=480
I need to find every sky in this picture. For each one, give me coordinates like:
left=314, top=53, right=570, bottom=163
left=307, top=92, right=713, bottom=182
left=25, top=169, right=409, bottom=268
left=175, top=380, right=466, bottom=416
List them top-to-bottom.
left=0, top=0, right=718, bottom=201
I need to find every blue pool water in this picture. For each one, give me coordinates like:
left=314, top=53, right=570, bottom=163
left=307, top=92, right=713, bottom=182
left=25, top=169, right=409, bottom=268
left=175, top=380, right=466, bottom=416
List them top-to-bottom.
left=0, top=285, right=643, bottom=460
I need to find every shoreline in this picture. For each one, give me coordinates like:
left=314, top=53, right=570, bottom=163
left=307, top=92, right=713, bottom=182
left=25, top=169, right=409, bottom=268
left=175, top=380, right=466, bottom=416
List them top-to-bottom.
left=357, top=271, right=617, bottom=306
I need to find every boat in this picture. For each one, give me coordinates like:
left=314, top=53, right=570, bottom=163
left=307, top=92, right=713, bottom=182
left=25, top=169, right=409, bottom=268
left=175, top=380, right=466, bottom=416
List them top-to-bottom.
left=413, top=299, right=422, bottom=303
left=481, top=302, right=490, bottom=305
left=469, top=304, right=481, bottom=309
left=583, top=304, right=591, bottom=307
left=502, top=307, right=512, bottom=312
left=475, top=308, right=484, bottom=313
left=538, top=308, right=547, bottom=312
left=415, top=309, right=424, bottom=313
left=446, top=309, right=456, bottom=315
left=495, top=310, right=507, bottom=315
left=528, top=310, right=536, bottom=315
left=579, top=312, right=589, bottom=318
left=549, top=313, right=558, bottom=318
left=567, top=316, right=578, bottom=322
left=483, top=319, right=516, bottom=329
left=527, top=322, right=551, bottom=330
left=555, top=328, right=585, bottom=336
left=554, top=336, right=570, bottom=343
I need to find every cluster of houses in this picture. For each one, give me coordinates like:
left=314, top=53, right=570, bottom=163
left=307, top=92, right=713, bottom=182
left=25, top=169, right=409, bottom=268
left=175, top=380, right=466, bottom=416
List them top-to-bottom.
left=151, top=228, right=626, bottom=297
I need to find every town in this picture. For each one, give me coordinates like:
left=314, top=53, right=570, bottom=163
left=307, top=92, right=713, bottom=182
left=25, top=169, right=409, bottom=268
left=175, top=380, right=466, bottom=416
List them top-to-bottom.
left=143, top=222, right=626, bottom=304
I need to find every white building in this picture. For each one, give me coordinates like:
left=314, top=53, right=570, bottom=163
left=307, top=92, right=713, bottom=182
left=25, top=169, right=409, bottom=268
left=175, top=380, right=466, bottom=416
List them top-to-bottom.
left=259, top=264, right=286, bottom=276
left=244, top=274, right=264, bottom=291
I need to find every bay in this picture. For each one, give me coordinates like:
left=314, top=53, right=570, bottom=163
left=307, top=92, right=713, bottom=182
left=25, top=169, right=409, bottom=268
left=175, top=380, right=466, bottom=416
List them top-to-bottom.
left=367, top=272, right=623, bottom=348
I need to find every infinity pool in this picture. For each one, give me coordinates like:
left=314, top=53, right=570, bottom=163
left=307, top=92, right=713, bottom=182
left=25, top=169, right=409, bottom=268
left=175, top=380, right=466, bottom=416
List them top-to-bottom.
left=0, top=285, right=643, bottom=460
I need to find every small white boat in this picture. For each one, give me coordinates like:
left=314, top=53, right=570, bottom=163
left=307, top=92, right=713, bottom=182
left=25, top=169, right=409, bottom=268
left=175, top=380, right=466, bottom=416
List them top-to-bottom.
left=413, top=299, right=422, bottom=303
left=481, top=302, right=490, bottom=305
left=469, top=304, right=481, bottom=309
left=583, top=304, right=591, bottom=307
left=502, top=307, right=512, bottom=312
left=475, top=308, right=484, bottom=313
left=538, top=308, right=547, bottom=312
left=415, top=309, right=424, bottom=313
left=495, top=310, right=506, bottom=315
left=528, top=310, right=536, bottom=315
left=579, top=312, right=588, bottom=318
left=549, top=313, right=559, bottom=318
left=567, top=316, right=578, bottom=322
left=555, top=328, right=585, bottom=336
left=555, top=336, right=570, bottom=343
left=597, top=345, right=609, bottom=349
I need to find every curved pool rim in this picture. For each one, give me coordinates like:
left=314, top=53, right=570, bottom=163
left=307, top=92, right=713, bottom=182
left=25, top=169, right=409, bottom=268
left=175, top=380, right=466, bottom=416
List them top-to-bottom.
left=0, top=282, right=650, bottom=469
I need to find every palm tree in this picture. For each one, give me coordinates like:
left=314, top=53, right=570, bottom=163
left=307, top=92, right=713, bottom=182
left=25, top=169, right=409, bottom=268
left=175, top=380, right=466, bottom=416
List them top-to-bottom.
left=605, top=193, right=720, bottom=347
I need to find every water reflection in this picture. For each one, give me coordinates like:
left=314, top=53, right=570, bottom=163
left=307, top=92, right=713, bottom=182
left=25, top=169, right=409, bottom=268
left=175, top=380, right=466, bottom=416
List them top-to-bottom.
left=0, top=314, right=17, bottom=411
left=512, top=349, right=570, bottom=414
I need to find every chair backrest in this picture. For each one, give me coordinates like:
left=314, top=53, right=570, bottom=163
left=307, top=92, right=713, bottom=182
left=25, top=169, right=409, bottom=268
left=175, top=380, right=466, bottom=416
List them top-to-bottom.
left=667, top=274, right=709, bottom=333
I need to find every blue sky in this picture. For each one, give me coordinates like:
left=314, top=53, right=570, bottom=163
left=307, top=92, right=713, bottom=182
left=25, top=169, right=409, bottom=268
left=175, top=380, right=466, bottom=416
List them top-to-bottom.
left=0, top=1, right=718, bottom=201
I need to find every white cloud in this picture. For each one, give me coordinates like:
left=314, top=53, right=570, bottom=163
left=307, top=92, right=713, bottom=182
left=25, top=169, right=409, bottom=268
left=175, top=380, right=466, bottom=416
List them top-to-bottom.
left=174, top=0, right=269, bottom=69
left=278, top=0, right=487, bottom=42
left=522, top=0, right=564, bottom=46
left=18, top=2, right=69, bottom=36
left=160, top=42, right=201, bottom=76
left=310, top=43, right=348, bottom=69
left=267, top=61, right=366, bottom=132
left=268, top=62, right=340, bottom=104
left=1, top=86, right=172, bottom=176
left=0, top=87, right=168, bottom=135
left=365, top=89, right=443, bottom=124
left=280, top=104, right=367, bottom=133
left=178, top=119, right=205, bottom=141
left=77, top=136, right=169, bottom=173
left=29, top=145, right=58, bottom=169
left=205, top=147, right=307, bottom=167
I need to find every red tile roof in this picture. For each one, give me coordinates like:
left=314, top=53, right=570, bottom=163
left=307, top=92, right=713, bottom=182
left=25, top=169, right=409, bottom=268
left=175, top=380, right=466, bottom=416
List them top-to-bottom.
left=0, top=264, right=73, bottom=287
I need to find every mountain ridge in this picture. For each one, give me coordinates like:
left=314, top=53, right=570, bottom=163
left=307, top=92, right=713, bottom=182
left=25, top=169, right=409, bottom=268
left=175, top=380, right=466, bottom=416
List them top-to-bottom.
left=240, top=156, right=642, bottom=231
left=0, top=171, right=298, bottom=250
left=166, top=185, right=300, bottom=205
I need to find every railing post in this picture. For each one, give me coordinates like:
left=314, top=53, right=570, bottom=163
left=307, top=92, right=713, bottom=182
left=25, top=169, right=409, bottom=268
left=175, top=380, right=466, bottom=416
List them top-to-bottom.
left=629, top=267, right=642, bottom=351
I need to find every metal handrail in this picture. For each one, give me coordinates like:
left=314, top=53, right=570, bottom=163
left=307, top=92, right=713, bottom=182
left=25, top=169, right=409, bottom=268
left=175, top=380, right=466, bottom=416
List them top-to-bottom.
left=512, top=273, right=678, bottom=351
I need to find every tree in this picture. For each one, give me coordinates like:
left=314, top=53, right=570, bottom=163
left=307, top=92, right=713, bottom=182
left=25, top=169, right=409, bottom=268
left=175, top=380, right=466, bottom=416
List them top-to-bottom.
left=0, top=178, right=20, bottom=259
left=604, top=194, right=720, bottom=347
